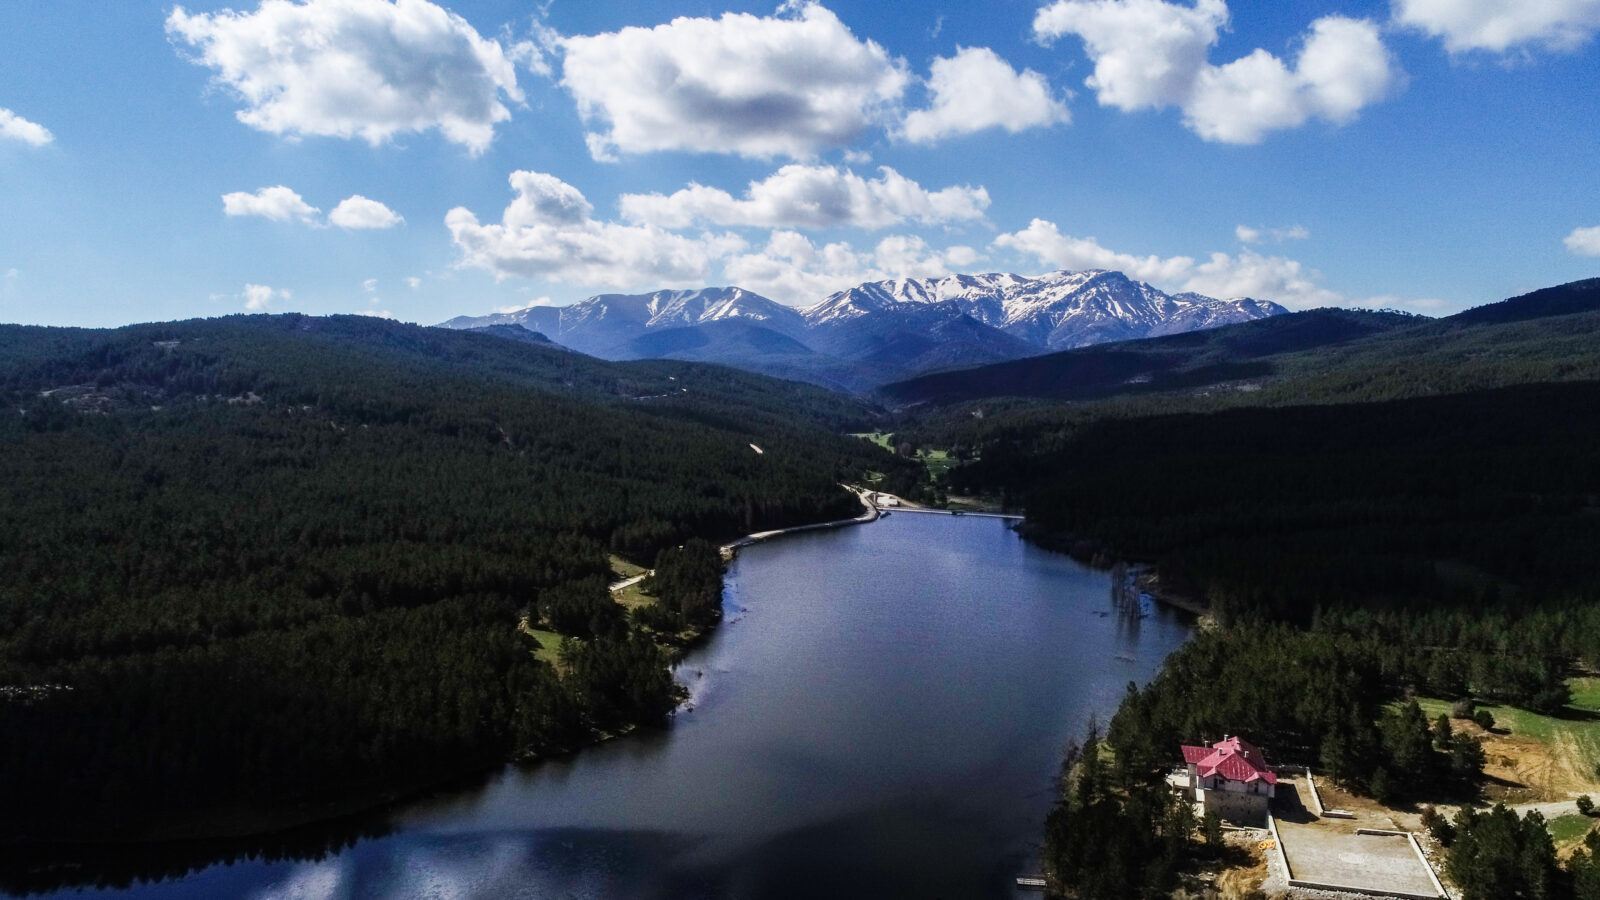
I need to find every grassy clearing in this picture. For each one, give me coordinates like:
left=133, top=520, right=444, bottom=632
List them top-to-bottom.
left=849, top=432, right=896, bottom=452
left=918, top=448, right=958, bottom=480
left=608, top=554, right=648, bottom=581
left=612, top=580, right=656, bottom=611
left=524, top=626, right=564, bottom=668
left=1571, top=677, right=1600, bottom=712
left=1409, top=681, right=1600, bottom=799
left=1549, top=813, right=1597, bottom=845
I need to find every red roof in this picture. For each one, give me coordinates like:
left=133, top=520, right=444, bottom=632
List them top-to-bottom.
left=1179, top=736, right=1277, bottom=785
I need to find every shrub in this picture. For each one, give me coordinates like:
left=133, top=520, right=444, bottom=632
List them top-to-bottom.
left=1451, top=698, right=1475, bottom=719
left=1473, top=709, right=1495, bottom=731
left=1371, top=766, right=1396, bottom=805
left=1579, top=795, right=1595, bottom=816
left=1422, top=805, right=1456, bottom=846
left=1202, top=810, right=1224, bottom=856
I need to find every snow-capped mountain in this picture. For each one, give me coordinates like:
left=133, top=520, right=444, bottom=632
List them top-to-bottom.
left=801, top=270, right=1285, bottom=350
left=437, top=271, right=1286, bottom=391
left=438, top=287, right=805, bottom=356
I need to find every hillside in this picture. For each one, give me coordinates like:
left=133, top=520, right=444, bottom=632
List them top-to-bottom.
left=881, top=278, right=1600, bottom=408
left=878, top=307, right=1419, bottom=406
left=0, top=314, right=923, bottom=846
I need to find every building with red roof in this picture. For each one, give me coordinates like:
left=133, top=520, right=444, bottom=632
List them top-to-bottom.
left=1177, top=736, right=1277, bottom=825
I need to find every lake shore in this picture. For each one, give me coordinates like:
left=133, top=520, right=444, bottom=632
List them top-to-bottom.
left=9, top=489, right=884, bottom=862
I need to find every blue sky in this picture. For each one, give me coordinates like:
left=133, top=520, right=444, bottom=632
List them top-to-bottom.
left=1, top=0, right=1598, bottom=327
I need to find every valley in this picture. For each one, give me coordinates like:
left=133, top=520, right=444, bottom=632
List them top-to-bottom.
left=6, top=275, right=1600, bottom=899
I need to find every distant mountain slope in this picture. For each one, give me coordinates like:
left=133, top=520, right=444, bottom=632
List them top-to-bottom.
left=802, top=269, right=1285, bottom=350
left=440, top=270, right=1287, bottom=391
left=1446, top=277, right=1600, bottom=326
left=881, top=278, right=1600, bottom=409
left=439, top=287, right=804, bottom=358
left=878, top=308, right=1415, bottom=406
left=464, top=323, right=566, bottom=349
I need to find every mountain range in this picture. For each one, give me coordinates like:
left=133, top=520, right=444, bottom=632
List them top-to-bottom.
left=437, top=270, right=1286, bottom=392
left=877, top=277, right=1600, bottom=407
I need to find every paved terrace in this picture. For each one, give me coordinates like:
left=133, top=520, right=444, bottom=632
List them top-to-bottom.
left=1272, top=772, right=1444, bottom=899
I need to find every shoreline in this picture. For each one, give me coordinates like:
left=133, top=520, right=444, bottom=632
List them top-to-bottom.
left=11, top=488, right=886, bottom=862
left=1011, top=521, right=1215, bottom=623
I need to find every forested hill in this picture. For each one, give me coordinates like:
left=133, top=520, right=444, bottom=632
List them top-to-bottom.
left=878, top=277, right=1600, bottom=408
left=1448, top=277, right=1600, bottom=326
left=877, top=307, right=1418, bottom=406
left=0, top=314, right=922, bottom=851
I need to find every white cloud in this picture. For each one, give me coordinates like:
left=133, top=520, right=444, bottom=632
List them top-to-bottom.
left=167, top=0, right=533, bottom=154
left=1034, top=0, right=1398, bottom=144
left=1393, top=0, right=1600, bottom=53
left=558, top=2, right=908, bottom=159
left=900, top=46, right=1070, bottom=143
left=0, top=107, right=53, bottom=146
left=619, top=164, right=989, bottom=230
left=447, top=170, right=745, bottom=289
left=223, top=186, right=322, bottom=223
left=224, top=187, right=402, bottom=229
left=329, top=195, right=403, bottom=229
left=991, top=218, right=1195, bottom=283
left=993, top=218, right=1344, bottom=308
left=1236, top=223, right=1309, bottom=244
left=1566, top=225, right=1600, bottom=256
left=721, top=230, right=980, bottom=304
left=1182, top=249, right=1341, bottom=307
left=4, top=268, right=17, bottom=280
left=406, top=276, right=422, bottom=289
left=362, top=278, right=378, bottom=292
left=242, top=283, right=291, bottom=311
left=495, top=297, right=552, bottom=313
left=355, top=308, right=396, bottom=319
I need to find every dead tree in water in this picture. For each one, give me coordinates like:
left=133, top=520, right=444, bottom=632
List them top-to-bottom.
left=1110, top=560, right=1138, bottom=611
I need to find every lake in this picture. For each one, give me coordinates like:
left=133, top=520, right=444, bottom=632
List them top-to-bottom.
left=15, top=512, right=1192, bottom=900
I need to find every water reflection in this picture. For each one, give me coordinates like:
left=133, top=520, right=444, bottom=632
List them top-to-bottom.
left=13, top=514, right=1192, bottom=900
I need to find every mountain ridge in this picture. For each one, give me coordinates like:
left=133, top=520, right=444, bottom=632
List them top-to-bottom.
left=439, top=270, right=1287, bottom=391
left=877, top=277, right=1600, bottom=407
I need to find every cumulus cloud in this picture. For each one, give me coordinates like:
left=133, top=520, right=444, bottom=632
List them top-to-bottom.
left=167, top=0, right=533, bottom=154
left=1034, top=0, right=1398, bottom=143
left=1393, top=0, right=1600, bottom=53
left=558, top=2, right=908, bottom=159
left=900, top=46, right=1070, bottom=143
left=0, top=107, right=53, bottom=146
left=618, top=164, right=989, bottom=230
left=447, top=169, right=745, bottom=288
left=223, top=186, right=321, bottom=223
left=224, top=187, right=402, bottom=229
left=329, top=195, right=403, bottom=229
left=993, top=218, right=1345, bottom=308
left=992, top=219, right=1195, bottom=283
left=1236, top=223, right=1309, bottom=244
left=1566, top=225, right=1600, bottom=256
left=721, top=230, right=979, bottom=304
left=1181, top=249, right=1341, bottom=307
left=406, top=276, right=422, bottom=289
left=242, top=283, right=291, bottom=311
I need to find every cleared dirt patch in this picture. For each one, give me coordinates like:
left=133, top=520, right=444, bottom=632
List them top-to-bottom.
left=1411, top=687, right=1600, bottom=803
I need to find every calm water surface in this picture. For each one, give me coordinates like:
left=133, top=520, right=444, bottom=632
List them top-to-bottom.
left=22, top=513, right=1191, bottom=900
